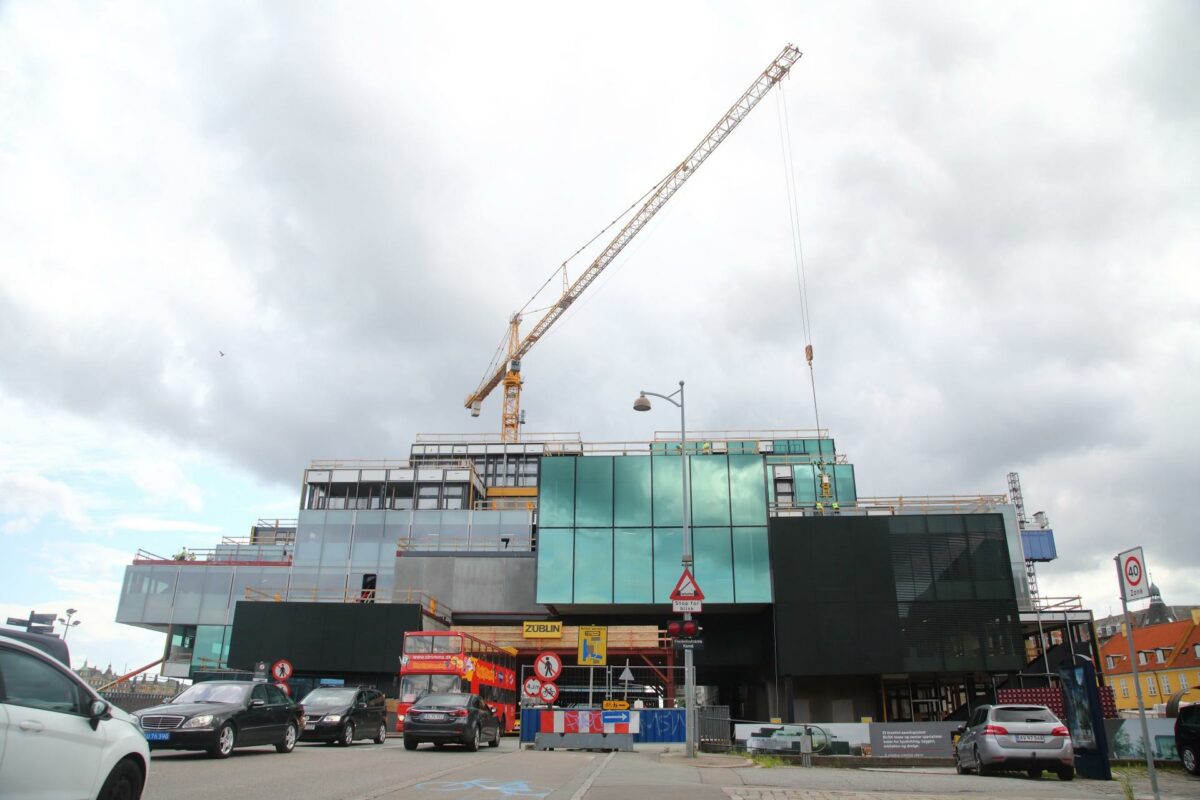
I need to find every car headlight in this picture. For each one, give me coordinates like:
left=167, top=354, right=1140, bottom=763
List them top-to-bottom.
left=181, top=714, right=216, bottom=729
left=323, top=714, right=342, bottom=724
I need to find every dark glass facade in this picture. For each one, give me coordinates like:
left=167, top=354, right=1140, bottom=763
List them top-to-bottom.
left=536, top=454, right=771, bottom=604
left=770, top=514, right=1024, bottom=675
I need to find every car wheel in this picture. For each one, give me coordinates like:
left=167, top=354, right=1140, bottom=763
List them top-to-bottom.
left=339, top=720, right=355, bottom=746
left=374, top=721, right=388, bottom=744
left=276, top=722, right=298, bottom=753
left=208, top=723, right=236, bottom=759
left=463, top=724, right=480, bottom=752
left=489, top=724, right=500, bottom=748
left=404, top=737, right=418, bottom=751
left=1183, top=745, right=1200, bottom=776
left=973, top=747, right=989, bottom=776
left=954, top=750, right=969, bottom=775
left=96, top=758, right=144, bottom=800
left=1057, top=765, right=1074, bottom=781
left=1028, top=768, right=1042, bottom=779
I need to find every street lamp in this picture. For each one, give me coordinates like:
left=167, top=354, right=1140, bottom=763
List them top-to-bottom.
left=633, top=380, right=697, bottom=758
left=59, top=608, right=80, bottom=640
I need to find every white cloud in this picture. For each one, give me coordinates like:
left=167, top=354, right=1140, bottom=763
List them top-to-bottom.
left=0, top=472, right=94, bottom=533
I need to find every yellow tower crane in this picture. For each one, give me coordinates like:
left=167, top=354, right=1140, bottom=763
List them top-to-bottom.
left=465, top=44, right=803, bottom=441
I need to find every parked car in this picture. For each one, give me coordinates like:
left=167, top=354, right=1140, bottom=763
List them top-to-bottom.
left=0, top=632, right=149, bottom=799
left=134, top=680, right=303, bottom=758
left=299, top=685, right=388, bottom=745
left=402, top=693, right=501, bottom=751
left=1177, top=703, right=1199, bottom=776
left=954, top=704, right=1074, bottom=780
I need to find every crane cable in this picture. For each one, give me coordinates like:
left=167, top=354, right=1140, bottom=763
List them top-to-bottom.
left=775, top=81, right=822, bottom=437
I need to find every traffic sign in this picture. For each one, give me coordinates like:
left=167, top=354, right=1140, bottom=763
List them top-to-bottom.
left=1118, top=547, right=1150, bottom=602
left=670, top=568, right=705, bottom=612
left=577, top=626, right=607, bottom=666
left=534, top=651, right=563, bottom=681
left=271, top=659, right=293, bottom=681
left=522, top=676, right=543, bottom=699
left=275, top=681, right=291, bottom=696
left=538, top=681, right=559, bottom=704
left=602, top=699, right=630, bottom=711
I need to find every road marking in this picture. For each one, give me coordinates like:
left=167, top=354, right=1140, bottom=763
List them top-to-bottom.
left=568, top=750, right=615, bottom=800
left=345, top=751, right=510, bottom=800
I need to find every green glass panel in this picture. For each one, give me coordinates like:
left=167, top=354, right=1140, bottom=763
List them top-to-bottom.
left=819, top=438, right=835, bottom=454
left=729, top=455, right=767, bottom=525
left=652, top=456, right=684, bottom=526
left=689, top=456, right=730, bottom=526
left=538, top=457, right=576, bottom=528
left=575, top=457, right=613, bottom=527
left=614, top=457, right=652, bottom=526
left=792, top=464, right=817, bottom=506
left=833, top=464, right=857, bottom=506
left=733, top=526, right=772, bottom=602
left=652, top=527, right=683, bottom=603
left=693, top=527, right=733, bottom=603
left=573, top=528, right=613, bottom=603
left=614, top=528, right=653, bottom=602
left=536, top=529, right=574, bottom=603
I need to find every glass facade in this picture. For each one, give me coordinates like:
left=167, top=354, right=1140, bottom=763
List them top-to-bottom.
left=536, top=455, right=771, bottom=604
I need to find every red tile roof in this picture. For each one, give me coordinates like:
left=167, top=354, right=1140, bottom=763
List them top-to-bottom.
left=1100, top=619, right=1193, bottom=675
left=1172, top=623, right=1200, bottom=671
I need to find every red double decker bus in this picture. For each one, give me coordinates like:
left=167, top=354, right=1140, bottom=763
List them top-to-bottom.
left=396, top=631, right=518, bottom=733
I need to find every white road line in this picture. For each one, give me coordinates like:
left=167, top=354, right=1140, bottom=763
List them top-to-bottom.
left=567, top=750, right=615, bottom=800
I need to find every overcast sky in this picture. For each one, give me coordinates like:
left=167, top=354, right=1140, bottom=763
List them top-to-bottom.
left=1, top=1, right=1197, bottom=671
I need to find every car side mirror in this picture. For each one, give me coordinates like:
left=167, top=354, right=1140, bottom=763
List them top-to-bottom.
left=88, top=699, right=111, bottom=731
left=249, top=699, right=266, bottom=708
left=356, top=702, right=367, bottom=710
left=956, top=725, right=966, bottom=734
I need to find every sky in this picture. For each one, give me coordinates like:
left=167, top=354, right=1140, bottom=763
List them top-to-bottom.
left=1, top=1, right=1197, bottom=671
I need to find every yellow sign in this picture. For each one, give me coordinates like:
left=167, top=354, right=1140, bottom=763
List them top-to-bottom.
left=522, top=621, right=563, bottom=639
left=577, top=625, right=607, bottom=666
left=602, top=700, right=630, bottom=710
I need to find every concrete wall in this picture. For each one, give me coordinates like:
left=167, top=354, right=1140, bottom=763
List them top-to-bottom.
left=392, top=553, right=545, bottom=616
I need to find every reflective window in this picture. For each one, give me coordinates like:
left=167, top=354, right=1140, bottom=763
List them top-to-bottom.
left=729, top=455, right=767, bottom=524
left=575, top=457, right=613, bottom=527
left=614, top=457, right=652, bottom=526
left=652, top=457, right=684, bottom=526
left=690, top=457, right=730, bottom=526
left=538, top=458, right=576, bottom=528
left=792, top=464, right=818, bottom=506
left=832, top=464, right=857, bottom=506
left=294, top=511, right=326, bottom=565
left=351, top=512, right=385, bottom=567
left=319, top=513, right=353, bottom=567
left=733, top=526, right=771, bottom=601
left=652, top=527, right=683, bottom=603
left=693, top=527, right=733, bottom=603
left=573, top=528, right=613, bottom=603
left=614, top=528, right=653, bottom=602
left=536, top=529, right=574, bottom=603
left=198, top=568, right=234, bottom=625
left=173, top=569, right=204, bottom=623
left=191, top=625, right=230, bottom=671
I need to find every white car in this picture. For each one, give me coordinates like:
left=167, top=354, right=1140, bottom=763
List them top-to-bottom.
left=0, top=632, right=150, bottom=799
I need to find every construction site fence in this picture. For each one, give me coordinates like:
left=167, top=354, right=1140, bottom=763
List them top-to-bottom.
left=519, top=664, right=686, bottom=709
left=519, top=707, right=687, bottom=744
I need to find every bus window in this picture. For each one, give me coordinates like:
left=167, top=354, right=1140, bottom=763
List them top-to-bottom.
left=405, top=635, right=433, bottom=654
left=431, top=635, right=461, bottom=654
left=430, top=674, right=463, bottom=693
left=400, top=675, right=431, bottom=702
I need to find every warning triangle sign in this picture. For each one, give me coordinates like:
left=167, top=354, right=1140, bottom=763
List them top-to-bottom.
left=669, top=567, right=705, bottom=601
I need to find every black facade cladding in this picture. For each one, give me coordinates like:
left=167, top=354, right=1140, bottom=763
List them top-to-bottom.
left=769, top=514, right=1024, bottom=675
left=226, top=601, right=422, bottom=675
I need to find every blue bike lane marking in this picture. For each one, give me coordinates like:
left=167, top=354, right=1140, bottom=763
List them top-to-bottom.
left=414, top=778, right=550, bottom=798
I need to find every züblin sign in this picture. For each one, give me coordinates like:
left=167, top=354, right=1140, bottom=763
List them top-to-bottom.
left=522, top=621, right=563, bottom=639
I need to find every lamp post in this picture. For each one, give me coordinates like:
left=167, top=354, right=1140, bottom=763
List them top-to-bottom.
left=633, top=380, right=696, bottom=758
left=59, top=608, right=80, bottom=641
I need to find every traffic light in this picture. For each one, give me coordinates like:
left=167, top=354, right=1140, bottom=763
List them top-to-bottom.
left=667, top=619, right=700, bottom=639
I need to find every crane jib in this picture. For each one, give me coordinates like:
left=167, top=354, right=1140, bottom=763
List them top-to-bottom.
left=465, top=45, right=802, bottom=419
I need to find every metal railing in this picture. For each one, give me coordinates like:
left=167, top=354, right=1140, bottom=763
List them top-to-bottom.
left=415, top=432, right=583, bottom=444
left=772, top=494, right=1009, bottom=516
left=472, top=498, right=537, bottom=511
left=398, top=534, right=536, bottom=553
left=133, top=546, right=292, bottom=565
left=241, top=585, right=453, bottom=621
left=1032, top=595, right=1085, bottom=612
left=519, top=664, right=685, bottom=708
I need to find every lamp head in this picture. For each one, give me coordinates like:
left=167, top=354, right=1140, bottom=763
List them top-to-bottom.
left=633, top=394, right=651, bottom=412
left=66, top=608, right=78, bottom=616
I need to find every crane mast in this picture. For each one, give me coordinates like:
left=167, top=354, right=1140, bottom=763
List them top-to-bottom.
left=466, top=44, right=803, bottom=441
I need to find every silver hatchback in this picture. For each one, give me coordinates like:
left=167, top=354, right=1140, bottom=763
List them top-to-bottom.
left=954, top=704, right=1074, bottom=780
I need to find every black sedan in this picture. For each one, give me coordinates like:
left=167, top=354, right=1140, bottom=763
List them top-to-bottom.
left=135, top=680, right=303, bottom=758
left=299, top=686, right=388, bottom=745
left=402, top=693, right=500, bottom=751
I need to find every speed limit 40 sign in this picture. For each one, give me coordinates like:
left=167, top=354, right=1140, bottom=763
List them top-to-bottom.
left=1117, top=547, right=1150, bottom=602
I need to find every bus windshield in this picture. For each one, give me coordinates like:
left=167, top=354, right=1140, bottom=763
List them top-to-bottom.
left=404, top=634, right=461, bottom=654
left=400, top=674, right=464, bottom=703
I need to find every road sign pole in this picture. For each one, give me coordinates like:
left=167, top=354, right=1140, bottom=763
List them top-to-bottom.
left=678, top=381, right=696, bottom=758
left=1115, top=553, right=1159, bottom=800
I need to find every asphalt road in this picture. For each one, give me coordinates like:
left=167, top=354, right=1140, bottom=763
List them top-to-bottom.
left=142, top=737, right=1199, bottom=800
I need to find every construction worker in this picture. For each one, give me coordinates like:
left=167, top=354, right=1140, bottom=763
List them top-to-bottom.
left=814, top=502, right=824, bottom=515
left=832, top=502, right=840, bottom=515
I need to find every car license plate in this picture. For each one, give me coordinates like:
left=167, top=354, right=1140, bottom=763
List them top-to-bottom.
left=422, top=713, right=445, bottom=721
left=304, top=723, right=316, bottom=730
left=144, top=732, right=170, bottom=742
left=1016, top=734, right=1045, bottom=743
